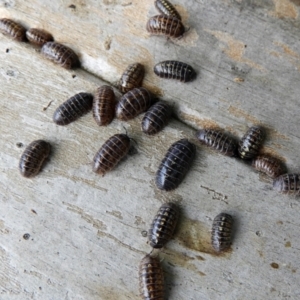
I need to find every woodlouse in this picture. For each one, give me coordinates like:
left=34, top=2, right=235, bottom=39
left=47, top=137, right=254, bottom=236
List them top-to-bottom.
left=154, top=0, right=182, bottom=20
left=146, top=15, right=184, bottom=39
left=0, top=18, right=26, bottom=41
left=26, top=28, right=54, bottom=47
left=41, top=41, right=79, bottom=69
left=154, top=60, right=196, bottom=82
left=119, top=63, right=145, bottom=94
left=92, top=85, right=115, bottom=126
left=115, top=87, right=152, bottom=121
left=53, top=92, right=93, bottom=126
left=141, top=101, right=172, bottom=135
left=238, top=126, right=264, bottom=160
left=196, top=129, right=238, bottom=157
left=92, top=134, right=131, bottom=176
left=156, top=139, right=196, bottom=191
left=19, top=140, right=51, bottom=178
left=252, top=155, right=285, bottom=179
left=273, top=173, right=300, bottom=195
left=148, top=202, right=179, bottom=248
left=211, top=213, right=233, bottom=252
left=139, top=254, right=164, bottom=300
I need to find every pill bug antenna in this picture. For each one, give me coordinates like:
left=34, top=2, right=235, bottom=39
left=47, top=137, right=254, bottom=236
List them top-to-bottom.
left=122, top=125, right=138, bottom=146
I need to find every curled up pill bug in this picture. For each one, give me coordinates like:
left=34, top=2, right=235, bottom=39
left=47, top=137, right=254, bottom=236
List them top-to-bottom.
left=154, top=0, right=182, bottom=20
left=146, top=15, right=185, bottom=39
left=0, top=18, right=26, bottom=41
left=26, top=28, right=54, bottom=47
left=41, top=41, right=79, bottom=69
left=154, top=61, right=196, bottom=83
left=119, top=63, right=145, bottom=94
left=93, top=85, right=115, bottom=126
left=53, top=92, right=93, bottom=126
left=141, top=101, right=172, bottom=135
left=196, top=129, right=238, bottom=157
left=92, top=133, right=131, bottom=176
left=156, top=139, right=196, bottom=191
left=19, top=140, right=51, bottom=178
left=252, top=155, right=285, bottom=179
left=273, top=173, right=300, bottom=195
left=149, top=202, right=179, bottom=249
left=211, top=213, right=234, bottom=252
left=139, top=254, right=164, bottom=300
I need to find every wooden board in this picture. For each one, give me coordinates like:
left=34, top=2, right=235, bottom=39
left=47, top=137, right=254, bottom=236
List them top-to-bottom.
left=0, top=0, right=300, bottom=299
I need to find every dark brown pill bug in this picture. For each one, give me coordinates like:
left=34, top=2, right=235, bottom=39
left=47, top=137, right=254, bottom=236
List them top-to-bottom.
left=155, top=0, right=182, bottom=20
left=146, top=15, right=185, bottom=39
left=0, top=18, right=26, bottom=41
left=26, top=28, right=54, bottom=47
left=41, top=41, right=79, bottom=69
left=154, top=60, right=196, bottom=82
left=119, top=63, right=145, bottom=94
left=92, top=85, right=115, bottom=126
left=115, top=87, right=152, bottom=121
left=53, top=92, right=93, bottom=126
left=141, top=101, right=172, bottom=135
left=238, top=125, right=264, bottom=160
left=196, top=129, right=238, bottom=157
left=92, top=134, right=131, bottom=176
left=156, top=139, right=196, bottom=191
left=19, top=140, right=51, bottom=178
left=252, top=155, right=285, bottom=179
left=273, top=173, right=300, bottom=195
left=148, top=202, right=179, bottom=248
left=211, top=213, right=234, bottom=252
left=139, top=254, right=164, bottom=300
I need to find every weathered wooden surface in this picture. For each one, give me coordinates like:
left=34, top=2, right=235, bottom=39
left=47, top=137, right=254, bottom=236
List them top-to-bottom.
left=0, top=0, right=300, bottom=299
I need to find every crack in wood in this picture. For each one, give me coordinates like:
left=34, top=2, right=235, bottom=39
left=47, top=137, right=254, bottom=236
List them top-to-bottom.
left=200, top=185, right=228, bottom=204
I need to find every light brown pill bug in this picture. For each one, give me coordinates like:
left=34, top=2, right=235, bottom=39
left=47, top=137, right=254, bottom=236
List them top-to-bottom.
left=154, top=0, right=182, bottom=20
left=146, top=15, right=185, bottom=39
left=0, top=18, right=26, bottom=41
left=26, top=28, right=54, bottom=47
left=41, top=41, right=79, bottom=69
left=119, top=63, right=145, bottom=94
left=92, top=85, right=115, bottom=126
left=115, top=87, right=153, bottom=121
left=53, top=92, right=93, bottom=125
left=141, top=101, right=172, bottom=135
left=238, top=125, right=264, bottom=160
left=196, top=129, right=238, bottom=157
left=92, top=133, right=131, bottom=176
left=19, top=140, right=51, bottom=178
left=252, top=155, right=285, bottom=179
left=273, top=173, right=300, bottom=195
left=148, top=202, right=179, bottom=249
left=211, top=213, right=234, bottom=252
left=139, top=254, right=164, bottom=300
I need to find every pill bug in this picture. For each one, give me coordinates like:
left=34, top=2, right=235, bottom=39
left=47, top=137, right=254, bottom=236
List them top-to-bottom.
left=154, top=0, right=182, bottom=20
left=146, top=15, right=185, bottom=39
left=0, top=18, right=26, bottom=41
left=26, top=28, right=54, bottom=47
left=41, top=41, right=79, bottom=69
left=154, top=60, right=196, bottom=83
left=119, top=63, right=145, bottom=94
left=92, top=85, right=115, bottom=126
left=115, top=87, right=152, bottom=121
left=53, top=92, right=93, bottom=125
left=141, top=101, right=172, bottom=135
left=238, top=126, right=264, bottom=160
left=195, top=129, right=238, bottom=157
left=92, top=133, right=131, bottom=176
left=156, top=139, right=196, bottom=191
left=19, top=140, right=51, bottom=178
left=252, top=155, right=285, bottom=179
left=273, top=173, right=300, bottom=195
left=148, top=202, right=179, bottom=248
left=211, top=213, right=234, bottom=252
left=139, top=254, right=164, bottom=300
